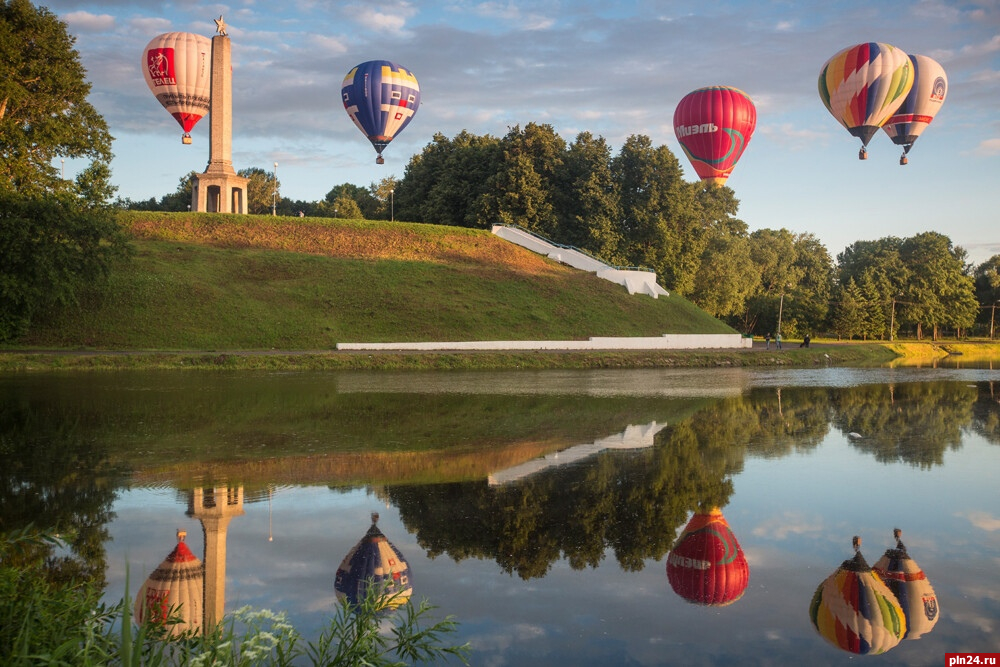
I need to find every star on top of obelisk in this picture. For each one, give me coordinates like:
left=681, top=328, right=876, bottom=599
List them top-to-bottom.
left=214, top=15, right=228, bottom=36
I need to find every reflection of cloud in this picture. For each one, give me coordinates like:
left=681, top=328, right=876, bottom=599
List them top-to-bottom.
left=960, top=511, right=1000, bottom=532
left=751, top=512, right=824, bottom=540
left=948, top=610, right=994, bottom=634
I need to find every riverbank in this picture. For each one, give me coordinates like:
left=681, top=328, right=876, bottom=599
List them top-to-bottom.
left=6, top=340, right=998, bottom=372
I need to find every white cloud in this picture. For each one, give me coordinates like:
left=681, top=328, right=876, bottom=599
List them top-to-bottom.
left=62, top=10, right=116, bottom=32
left=973, top=138, right=1000, bottom=156
left=962, top=510, right=1000, bottom=531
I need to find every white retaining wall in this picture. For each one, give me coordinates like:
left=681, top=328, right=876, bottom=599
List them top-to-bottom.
left=492, top=225, right=669, bottom=298
left=336, top=334, right=752, bottom=351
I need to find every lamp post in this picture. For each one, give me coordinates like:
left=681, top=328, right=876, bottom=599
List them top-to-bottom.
left=61, top=159, right=65, bottom=179
left=272, top=162, right=278, bottom=216
left=390, top=188, right=394, bottom=222
left=777, top=289, right=786, bottom=338
left=890, top=294, right=900, bottom=341
left=992, top=300, right=999, bottom=340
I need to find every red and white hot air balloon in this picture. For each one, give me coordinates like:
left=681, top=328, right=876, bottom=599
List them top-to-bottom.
left=142, top=32, right=212, bottom=144
left=666, top=507, right=750, bottom=606
left=134, top=530, right=204, bottom=636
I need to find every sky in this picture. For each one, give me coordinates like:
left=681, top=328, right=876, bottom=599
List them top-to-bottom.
left=46, top=0, right=1000, bottom=267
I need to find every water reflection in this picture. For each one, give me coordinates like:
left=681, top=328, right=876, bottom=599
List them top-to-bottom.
left=1, top=368, right=999, bottom=665
left=666, top=508, right=749, bottom=606
left=334, top=512, right=413, bottom=609
left=873, top=529, right=939, bottom=640
left=810, top=536, right=908, bottom=655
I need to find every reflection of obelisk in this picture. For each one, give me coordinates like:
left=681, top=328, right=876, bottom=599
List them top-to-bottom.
left=192, top=16, right=248, bottom=213
left=187, top=485, right=245, bottom=627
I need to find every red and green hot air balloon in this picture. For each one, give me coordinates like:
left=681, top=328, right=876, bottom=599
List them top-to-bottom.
left=142, top=32, right=212, bottom=145
left=818, top=42, right=914, bottom=160
left=342, top=60, right=421, bottom=164
left=673, top=86, right=756, bottom=187
left=666, top=507, right=749, bottom=606
left=334, top=513, right=413, bottom=611
left=873, top=528, right=940, bottom=639
left=809, top=536, right=907, bottom=655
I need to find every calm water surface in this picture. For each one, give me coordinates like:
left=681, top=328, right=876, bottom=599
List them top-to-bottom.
left=3, top=366, right=999, bottom=666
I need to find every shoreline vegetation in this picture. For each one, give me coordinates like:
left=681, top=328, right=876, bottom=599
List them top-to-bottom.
left=2, top=341, right=999, bottom=372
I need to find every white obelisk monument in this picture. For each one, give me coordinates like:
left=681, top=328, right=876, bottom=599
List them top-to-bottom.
left=192, top=16, right=248, bottom=213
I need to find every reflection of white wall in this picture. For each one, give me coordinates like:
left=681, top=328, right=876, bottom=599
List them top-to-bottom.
left=491, top=225, right=670, bottom=298
left=487, top=422, right=667, bottom=486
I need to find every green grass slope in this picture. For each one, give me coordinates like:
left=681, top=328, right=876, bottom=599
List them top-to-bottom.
left=21, top=212, right=735, bottom=350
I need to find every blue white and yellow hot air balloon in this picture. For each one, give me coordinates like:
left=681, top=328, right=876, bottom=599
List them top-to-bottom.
left=818, top=42, right=914, bottom=160
left=882, top=55, right=948, bottom=165
left=342, top=61, right=421, bottom=164
left=334, top=513, right=413, bottom=610
left=873, top=529, right=940, bottom=639
left=809, top=536, right=906, bottom=655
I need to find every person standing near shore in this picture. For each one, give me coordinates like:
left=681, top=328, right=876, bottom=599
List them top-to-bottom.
left=765, top=333, right=771, bottom=350
left=776, top=333, right=782, bottom=350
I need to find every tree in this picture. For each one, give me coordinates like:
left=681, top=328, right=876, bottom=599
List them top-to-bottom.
left=1, top=0, right=114, bottom=201
left=0, top=1, right=128, bottom=342
left=552, top=132, right=622, bottom=262
left=238, top=166, right=279, bottom=214
left=691, top=231, right=759, bottom=320
left=899, top=232, right=977, bottom=339
left=974, top=255, right=1000, bottom=337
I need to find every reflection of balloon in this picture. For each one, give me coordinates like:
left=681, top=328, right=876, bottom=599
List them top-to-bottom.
left=142, top=32, right=212, bottom=145
left=818, top=42, right=914, bottom=160
left=882, top=55, right=948, bottom=165
left=342, top=61, right=421, bottom=165
left=673, top=86, right=756, bottom=187
left=666, top=507, right=749, bottom=605
left=334, top=513, right=413, bottom=609
left=873, top=529, right=939, bottom=639
left=134, top=530, right=204, bottom=635
left=809, top=536, right=906, bottom=655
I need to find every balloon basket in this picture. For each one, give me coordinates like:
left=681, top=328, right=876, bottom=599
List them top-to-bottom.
left=182, top=134, right=192, bottom=145
left=858, top=147, right=868, bottom=160
left=376, top=155, right=385, bottom=165
left=899, top=155, right=908, bottom=166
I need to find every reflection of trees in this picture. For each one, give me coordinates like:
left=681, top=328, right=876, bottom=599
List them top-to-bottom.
left=831, top=382, right=976, bottom=468
left=971, top=382, right=1000, bottom=445
left=693, top=388, right=831, bottom=461
left=0, top=391, right=127, bottom=586
left=385, top=423, right=736, bottom=580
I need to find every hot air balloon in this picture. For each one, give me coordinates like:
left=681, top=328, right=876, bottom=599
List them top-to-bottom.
left=142, top=32, right=212, bottom=145
left=818, top=42, right=914, bottom=160
left=882, top=55, right=947, bottom=165
left=342, top=61, right=421, bottom=164
left=672, top=86, right=756, bottom=187
left=666, top=507, right=749, bottom=606
left=334, top=513, right=413, bottom=610
left=873, top=529, right=940, bottom=639
left=134, top=530, right=204, bottom=636
left=809, top=536, right=906, bottom=655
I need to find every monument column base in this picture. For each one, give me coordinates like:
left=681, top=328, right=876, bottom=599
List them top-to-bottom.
left=192, top=172, right=250, bottom=214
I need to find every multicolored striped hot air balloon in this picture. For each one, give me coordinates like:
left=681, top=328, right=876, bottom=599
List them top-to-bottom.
left=142, top=32, right=212, bottom=145
left=818, top=42, right=914, bottom=160
left=882, top=55, right=948, bottom=165
left=342, top=61, right=421, bottom=164
left=673, top=86, right=756, bottom=187
left=666, top=507, right=749, bottom=606
left=334, top=513, right=413, bottom=610
left=873, top=528, right=940, bottom=639
left=134, top=530, right=204, bottom=636
left=809, top=536, right=906, bottom=655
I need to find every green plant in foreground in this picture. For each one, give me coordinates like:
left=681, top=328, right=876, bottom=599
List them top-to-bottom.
left=2, top=528, right=470, bottom=666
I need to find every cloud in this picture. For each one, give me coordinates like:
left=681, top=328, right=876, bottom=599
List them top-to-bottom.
left=344, top=2, right=417, bottom=34
left=62, top=11, right=116, bottom=32
left=973, top=138, right=1000, bottom=156
left=962, top=511, right=1000, bottom=532
left=751, top=512, right=824, bottom=540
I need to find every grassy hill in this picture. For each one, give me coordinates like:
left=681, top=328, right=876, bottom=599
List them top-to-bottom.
left=19, top=212, right=735, bottom=350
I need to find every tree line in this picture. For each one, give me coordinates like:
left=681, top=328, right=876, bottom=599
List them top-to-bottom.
left=124, top=122, right=1000, bottom=341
